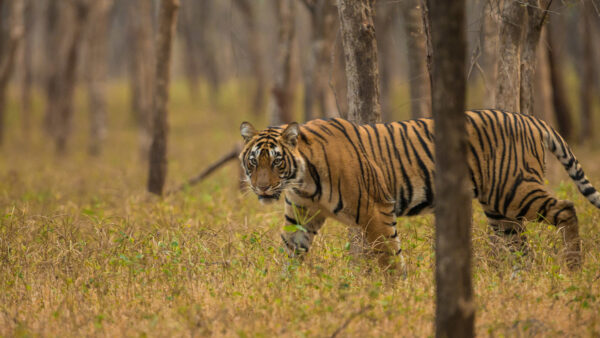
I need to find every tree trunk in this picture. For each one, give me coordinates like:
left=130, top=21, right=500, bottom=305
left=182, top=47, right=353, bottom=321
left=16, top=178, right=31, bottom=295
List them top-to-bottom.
left=0, top=0, right=25, bottom=146
left=19, top=0, right=33, bottom=139
left=43, top=0, right=62, bottom=136
left=86, top=0, right=113, bottom=156
left=129, top=0, right=155, bottom=158
left=148, top=0, right=179, bottom=195
left=179, top=0, right=201, bottom=100
left=234, top=0, right=266, bottom=116
left=269, top=0, right=296, bottom=125
left=301, top=0, right=338, bottom=121
left=337, top=0, right=381, bottom=124
left=337, top=0, right=381, bottom=254
left=402, top=0, right=430, bottom=119
left=425, top=0, right=474, bottom=336
left=480, top=0, right=499, bottom=107
left=495, top=0, right=525, bottom=112
left=519, top=0, right=551, bottom=117
left=54, top=1, right=90, bottom=154
left=375, top=1, right=395, bottom=122
left=578, top=2, right=594, bottom=144
left=546, top=22, right=573, bottom=140
left=534, top=28, right=553, bottom=123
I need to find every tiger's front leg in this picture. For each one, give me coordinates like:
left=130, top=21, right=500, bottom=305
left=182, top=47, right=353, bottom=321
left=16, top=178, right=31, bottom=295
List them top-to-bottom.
left=280, top=200, right=325, bottom=259
left=363, top=206, right=406, bottom=276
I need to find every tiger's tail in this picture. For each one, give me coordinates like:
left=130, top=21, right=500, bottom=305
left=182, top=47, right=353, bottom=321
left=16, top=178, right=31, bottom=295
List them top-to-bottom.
left=544, top=124, right=600, bottom=208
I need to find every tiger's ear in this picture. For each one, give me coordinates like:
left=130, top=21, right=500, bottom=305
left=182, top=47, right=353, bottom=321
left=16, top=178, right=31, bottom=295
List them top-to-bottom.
left=240, top=122, right=257, bottom=143
left=281, top=122, right=299, bottom=147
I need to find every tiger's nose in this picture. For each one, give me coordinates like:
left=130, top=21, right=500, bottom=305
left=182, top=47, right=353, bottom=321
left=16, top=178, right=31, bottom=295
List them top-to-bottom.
left=257, top=184, right=270, bottom=193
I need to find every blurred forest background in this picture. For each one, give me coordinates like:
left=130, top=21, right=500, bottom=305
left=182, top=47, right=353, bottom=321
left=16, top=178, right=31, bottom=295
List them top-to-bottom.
left=1, top=0, right=600, bottom=336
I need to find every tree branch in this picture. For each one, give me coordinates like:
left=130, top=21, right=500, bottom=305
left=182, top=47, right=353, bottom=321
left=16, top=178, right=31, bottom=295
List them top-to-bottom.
left=168, top=143, right=242, bottom=195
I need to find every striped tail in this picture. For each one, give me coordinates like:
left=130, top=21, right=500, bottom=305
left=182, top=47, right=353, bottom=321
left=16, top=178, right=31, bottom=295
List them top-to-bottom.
left=545, top=125, right=600, bottom=208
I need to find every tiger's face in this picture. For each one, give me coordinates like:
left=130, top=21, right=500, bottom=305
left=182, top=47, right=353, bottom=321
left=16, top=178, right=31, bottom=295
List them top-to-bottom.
left=239, top=122, right=303, bottom=204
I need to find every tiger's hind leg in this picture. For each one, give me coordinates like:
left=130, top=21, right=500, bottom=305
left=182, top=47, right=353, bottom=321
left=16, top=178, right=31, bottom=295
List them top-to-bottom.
left=501, top=187, right=581, bottom=270
left=485, top=212, right=529, bottom=256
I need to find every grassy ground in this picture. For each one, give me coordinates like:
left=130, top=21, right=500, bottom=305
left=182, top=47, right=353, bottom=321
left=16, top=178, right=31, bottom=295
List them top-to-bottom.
left=1, top=81, right=599, bottom=337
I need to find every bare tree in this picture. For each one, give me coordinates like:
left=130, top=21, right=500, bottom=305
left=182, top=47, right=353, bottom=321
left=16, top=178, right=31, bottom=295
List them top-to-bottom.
left=0, top=0, right=25, bottom=146
left=18, top=0, right=33, bottom=139
left=86, top=0, right=113, bottom=156
left=129, top=0, right=155, bottom=157
left=148, top=0, right=179, bottom=195
left=234, top=0, right=266, bottom=116
left=269, top=0, right=296, bottom=125
left=300, top=0, right=339, bottom=121
left=337, top=0, right=381, bottom=124
left=337, top=0, right=381, bottom=254
left=401, top=0, right=430, bottom=119
left=424, top=0, right=474, bottom=336
left=480, top=0, right=499, bottom=107
left=495, top=0, right=525, bottom=112
left=519, top=0, right=551, bottom=116
left=54, top=1, right=90, bottom=154
left=577, top=1, right=595, bottom=143
left=546, top=21, right=573, bottom=140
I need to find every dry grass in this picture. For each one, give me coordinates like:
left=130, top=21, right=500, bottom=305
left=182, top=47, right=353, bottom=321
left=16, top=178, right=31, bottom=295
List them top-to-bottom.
left=0, top=82, right=599, bottom=337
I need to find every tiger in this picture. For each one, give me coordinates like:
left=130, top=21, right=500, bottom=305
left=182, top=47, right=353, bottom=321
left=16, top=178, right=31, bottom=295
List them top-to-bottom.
left=239, top=109, right=600, bottom=271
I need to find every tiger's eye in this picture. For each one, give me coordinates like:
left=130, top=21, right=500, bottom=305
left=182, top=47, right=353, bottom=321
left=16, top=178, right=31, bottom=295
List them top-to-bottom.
left=249, top=157, right=257, bottom=166
left=273, top=158, right=282, bottom=166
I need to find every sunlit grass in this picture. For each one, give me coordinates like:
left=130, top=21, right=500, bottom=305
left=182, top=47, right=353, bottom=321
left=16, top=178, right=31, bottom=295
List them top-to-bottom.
left=0, top=80, right=599, bottom=336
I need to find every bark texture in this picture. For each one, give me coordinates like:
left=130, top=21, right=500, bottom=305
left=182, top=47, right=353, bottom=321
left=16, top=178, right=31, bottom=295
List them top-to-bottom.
left=0, top=0, right=25, bottom=145
left=86, top=0, right=113, bottom=156
left=129, top=0, right=155, bottom=157
left=148, top=0, right=179, bottom=195
left=234, top=0, right=265, bottom=116
left=269, top=0, right=296, bottom=125
left=301, top=0, right=339, bottom=121
left=337, top=0, right=381, bottom=124
left=401, top=0, right=430, bottom=119
left=425, top=0, right=474, bottom=336
left=495, top=0, right=525, bottom=112
left=519, top=0, right=551, bottom=117
left=54, top=1, right=90, bottom=154
left=481, top=1, right=499, bottom=107
left=578, top=1, right=594, bottom=143
left=546, top=22, right=573, bottom=140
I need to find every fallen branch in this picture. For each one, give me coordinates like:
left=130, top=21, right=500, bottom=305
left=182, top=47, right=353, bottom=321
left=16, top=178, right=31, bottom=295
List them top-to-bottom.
left=168, top=143, right=242, bottom=195
left=330, top=305, right=373, bottom=338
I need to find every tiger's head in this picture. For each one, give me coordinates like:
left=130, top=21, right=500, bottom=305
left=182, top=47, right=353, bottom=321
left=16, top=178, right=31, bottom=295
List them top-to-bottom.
left=239, top=122, right=304, bottom=204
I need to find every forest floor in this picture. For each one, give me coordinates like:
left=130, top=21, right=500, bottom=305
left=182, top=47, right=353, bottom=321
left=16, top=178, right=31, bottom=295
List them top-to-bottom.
left=1, top=82, right=599, bottom=336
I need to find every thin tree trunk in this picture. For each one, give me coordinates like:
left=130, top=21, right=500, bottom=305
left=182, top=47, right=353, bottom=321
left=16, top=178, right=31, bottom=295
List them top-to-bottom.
left=0, top=0, right=25, bottom=146
left=19, top=0, right=33, bottom=139
left=43, top=0, right=61, bottom=136
left=87, top=0, right=113, bottom=156
left=129, top=0, right=155, bottom=158
left=148, top=0, right=179, bottom=195
left=180, top=0, right=200, bottom=100
left=234, top=0, right=265, bottom=117
left=269, top=0, right=296, bottom=125
left=301, top=0, right=338, bottom=121
left=337, top=0, right=381, bottom=124
left=337, top=0, right=381, bottom=254
left=402, top=0, right=430, bottom=119
left=424, top=0, right=474, bottom=335
left=481, top=0, right=499, bottom=107
left=495, top=0, right=525, bottom=112
left=519, top=0, right=551, bottom=117
left=54, top=1, right=90, bottom=154
left=375, top=1, right=395, bottom=122
left=578, top=1, right=594, bottom=144
left=546, top=22, right=573, bottom=140
left=534, top=28, right=553, bottom=123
